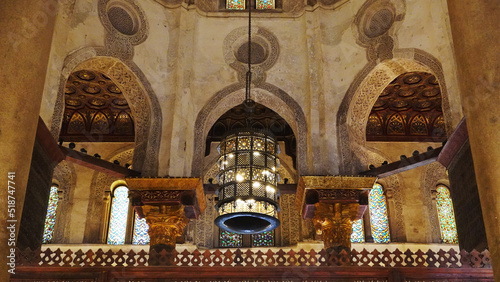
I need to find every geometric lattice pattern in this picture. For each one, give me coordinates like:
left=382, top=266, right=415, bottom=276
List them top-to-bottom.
left=226, top=0, right=244, bottom=9
left=256, top=0, right=275, bottom=9
left=369, top=184, right=390, bottom=243
left=436, top=185, right=458, bottom=244
left=42, top=186, right=59, bottom=244
left=107, top=186, right=129, bottom=245
left=132, top=212, right=150, bottom=245
left=351, top=219, right=365, bottom=243
left=220, top=231, right=243, bottom=247
left=252, top=231, right=274, bottom=247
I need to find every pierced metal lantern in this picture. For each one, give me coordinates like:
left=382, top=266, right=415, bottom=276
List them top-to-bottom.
left=214, top=129, right=281, bottom=234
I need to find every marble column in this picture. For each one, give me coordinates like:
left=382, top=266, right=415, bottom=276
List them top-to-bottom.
left=0, top=0, right=57, bottom=279
left=447, top=1, right=500, bottom=279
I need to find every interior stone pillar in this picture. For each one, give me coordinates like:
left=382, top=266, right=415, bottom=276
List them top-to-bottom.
left=0, top=1, right=57, bottom=279
left=447, top=1, right=500, bottom=279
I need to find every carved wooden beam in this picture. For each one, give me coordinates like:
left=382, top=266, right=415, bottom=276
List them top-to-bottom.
left=36, top=117, right=65, bottom=163
left=359, top=118, right=468, bottom=177
left=437, top=118, right=468, bottom=168
left=60, top=146, right=140, bottom=177
left=359, top=147, right=443, bottom=178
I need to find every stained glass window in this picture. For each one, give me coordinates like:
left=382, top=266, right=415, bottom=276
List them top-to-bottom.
left=226, top=0, right=245, bottom=10
left=256, top=0, right=275, bottom=9
left=369, top=183, right=390, bottom=243
left=436, top=185, right=458, bottom=244
left=42, top=186, right=59, bottom=244
left=107, top=186, right=129, bottom=245
left=132, top=212, right=150, bottom=245
left=350, top=219, right=365, bottom=243
left=220, top=231, right=243, bottom=247
left=252, top=231, right=274, bottom=247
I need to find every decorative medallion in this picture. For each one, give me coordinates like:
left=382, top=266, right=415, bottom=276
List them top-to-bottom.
left=98, top=0, right=149, bottom=46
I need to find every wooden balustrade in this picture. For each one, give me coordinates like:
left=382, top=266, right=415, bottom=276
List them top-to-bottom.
left=15, top=247, right=491, bottom=268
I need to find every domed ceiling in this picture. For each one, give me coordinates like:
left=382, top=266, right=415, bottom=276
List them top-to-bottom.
left=59, top=70, right=134, bottom=142
left=366, top=72, right=446, bottom=142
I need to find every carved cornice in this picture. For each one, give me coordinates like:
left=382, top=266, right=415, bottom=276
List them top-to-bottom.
left=295, top=176, right=376, bottom=214
left=126, top=177, right=206, bottom=218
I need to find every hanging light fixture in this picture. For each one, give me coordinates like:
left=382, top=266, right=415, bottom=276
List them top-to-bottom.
left=214, top=3, right=281, bottom=234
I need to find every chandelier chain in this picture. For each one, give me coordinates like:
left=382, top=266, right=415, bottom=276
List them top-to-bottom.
left=245, top=0, right=252, bottom=103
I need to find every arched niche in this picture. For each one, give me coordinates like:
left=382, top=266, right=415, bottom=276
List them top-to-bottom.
left=51, top=52, right=161, bottom=175
left=338, top=53, right=454, bottom=174
left=192, top=83, right=308, bottom=177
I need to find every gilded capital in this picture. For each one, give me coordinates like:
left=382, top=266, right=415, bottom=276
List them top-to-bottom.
left=312, top=202, right=359, bottom=252
left=142, top=204, right=189, bottom=248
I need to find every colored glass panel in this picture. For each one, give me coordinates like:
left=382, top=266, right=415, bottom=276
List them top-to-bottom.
left=226, top=0, right=245, bottom=10
left=256, top=0, right=275, bottom=9
left=369, top=184, right=390, bottom=243
left=436, top=185, right=458, bottom=244
left=42, top=186, right=59, bottom=244
left=107, top=186, right=129, bottom=245
left=132, top=212, right=150, bottom=245
left=350, top=219, right=364, bottom=243
left=220, top=231, right=242, bottom=247
left=252, top=231, right=274, bottom=247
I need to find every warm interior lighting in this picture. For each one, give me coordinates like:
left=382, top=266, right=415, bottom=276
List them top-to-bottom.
left=215, top=130, right=281, bottom=234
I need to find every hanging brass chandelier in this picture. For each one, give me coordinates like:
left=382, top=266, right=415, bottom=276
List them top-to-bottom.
left=214, top=3, right=281, bottom=234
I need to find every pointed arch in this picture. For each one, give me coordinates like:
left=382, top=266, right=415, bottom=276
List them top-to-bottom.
left=51, top=49, right=161, bottom=175
left=337, top=50, right=457, bottom=174
left=192, top=82, right=309, bottom=177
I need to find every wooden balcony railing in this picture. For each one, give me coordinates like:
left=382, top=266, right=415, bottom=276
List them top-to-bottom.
left=15, top=247, right=492, bottom=268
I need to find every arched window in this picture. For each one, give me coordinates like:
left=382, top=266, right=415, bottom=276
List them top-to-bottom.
left=226, top=0, right=276, bottom=10
left=369, top=183, right=390, bottom=243
left=106, top=184, right=150, bottom=245
left=42, top=185, right=59, bottom=244
left=435, top=185, right=458, bottom=244
left=107, top=186, right=130, bottom=245
left=132, top=212, right=150, bottom=245
left=350, top=219, right=365, bottom=243
left=219, top=230, right=275, bottom=247
left=220, top=231, right=243, bottom=247
left=252, top=231, right=274, bottom=247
